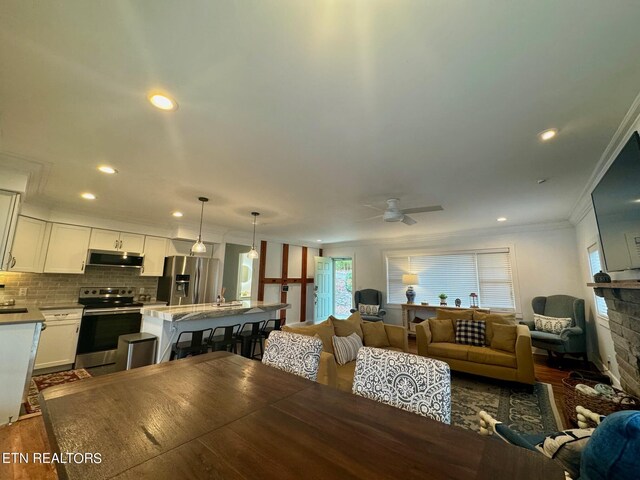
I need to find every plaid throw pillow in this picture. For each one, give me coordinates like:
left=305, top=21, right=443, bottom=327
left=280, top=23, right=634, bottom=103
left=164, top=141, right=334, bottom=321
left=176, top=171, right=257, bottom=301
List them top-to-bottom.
left=455, top=320, right=486, bottom=347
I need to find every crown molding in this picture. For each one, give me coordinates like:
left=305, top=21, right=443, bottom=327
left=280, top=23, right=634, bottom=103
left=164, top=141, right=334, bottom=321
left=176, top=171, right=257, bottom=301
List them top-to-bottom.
left=568, top=89, right=640, bottom=224
left=0, top=150, right=51, bottom=198
left=323, top=220, right=574, bottom=249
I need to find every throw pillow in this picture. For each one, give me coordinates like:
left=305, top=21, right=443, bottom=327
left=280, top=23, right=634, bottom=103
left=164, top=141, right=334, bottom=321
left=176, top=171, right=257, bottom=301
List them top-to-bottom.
left=358, top=304, right=380, bottom=316
left=436, top=308, right=474, bottom=321
left=330, top=311, right=364, bottom=339
left=473, top=311, right=517, bottom=345
left=534, top=314, right=572, bottom=335
left=282, top=318, right=335, bottom=354
left=428, top=318, right=455, bottom=343
left=455, top=320, right=486, bottom=347
left=361, top=321, right=390, bottom=348
left=490, top=323, right=518, bottom=353
left=332, top=332, right=363, bottom=365
left=534, top=428, right=594, bottom=479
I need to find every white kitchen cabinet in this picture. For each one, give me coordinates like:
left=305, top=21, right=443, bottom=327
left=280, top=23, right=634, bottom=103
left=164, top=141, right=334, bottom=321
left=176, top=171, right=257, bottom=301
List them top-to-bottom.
left=0, top=190, right=20, bottom=271
left=8, top=216, right=49, bottom=273
left=44, top=223, right=91, bottom=273
left=90, top=228, right=145, bottom=253
left=142, top=236, right=168, bottom=276
left=34, top=309, right=82, bottom=370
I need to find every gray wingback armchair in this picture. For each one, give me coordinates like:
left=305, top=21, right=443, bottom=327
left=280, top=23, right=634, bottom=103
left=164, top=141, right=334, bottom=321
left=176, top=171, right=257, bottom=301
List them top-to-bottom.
left=350, top=289, right=387, bottom=322
left=520, top=295, right=587, bottom=364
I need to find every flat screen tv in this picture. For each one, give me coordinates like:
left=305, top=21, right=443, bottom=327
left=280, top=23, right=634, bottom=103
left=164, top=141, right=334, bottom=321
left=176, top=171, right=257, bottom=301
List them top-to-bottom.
left=591, top=131, right=640, bottom=272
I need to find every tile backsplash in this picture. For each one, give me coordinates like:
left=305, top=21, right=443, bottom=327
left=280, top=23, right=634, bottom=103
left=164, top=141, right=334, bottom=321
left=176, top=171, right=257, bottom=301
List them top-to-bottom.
left=0, top=266, right=158, bottom=305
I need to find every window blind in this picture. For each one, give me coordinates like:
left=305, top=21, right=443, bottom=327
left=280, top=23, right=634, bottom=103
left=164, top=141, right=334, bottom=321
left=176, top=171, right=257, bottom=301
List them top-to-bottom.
left=588, top=245, right=608, bottom=317
left=386, top=249, right=515, bottom=310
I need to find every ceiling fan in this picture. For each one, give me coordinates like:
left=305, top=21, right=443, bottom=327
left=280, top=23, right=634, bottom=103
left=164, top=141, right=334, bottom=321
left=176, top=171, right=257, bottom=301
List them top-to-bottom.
left=362, top=198, right=443, bottom=226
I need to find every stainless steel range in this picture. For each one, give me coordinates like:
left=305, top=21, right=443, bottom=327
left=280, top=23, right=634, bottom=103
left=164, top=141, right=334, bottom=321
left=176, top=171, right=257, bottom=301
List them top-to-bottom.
left=75, top=287, right=143, bottom=368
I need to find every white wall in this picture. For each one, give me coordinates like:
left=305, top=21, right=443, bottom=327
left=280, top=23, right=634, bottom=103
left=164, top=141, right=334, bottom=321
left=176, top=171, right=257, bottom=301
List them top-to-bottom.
left=574, top=208, right=621, bottom=385
left=323, top=223, right=583, bottom=327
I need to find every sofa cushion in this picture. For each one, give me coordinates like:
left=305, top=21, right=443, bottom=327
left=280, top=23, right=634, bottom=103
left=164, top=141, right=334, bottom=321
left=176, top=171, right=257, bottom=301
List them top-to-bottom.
left=437, top=308, right=474, bottom=321
left=330, top=311, right=364, bottom=339
left=473, top=311, right=517, bottom=345
left=534, top=314, right=572, bottom=334
left=282, top=318, right=335, bottom=354
left=429, top=318, right=455, bottom=343
left=455, top=320, right=486, bottom=347
left=362, top=321, right=390, bottom=348
left=491, top=324, right=518, bottom=353
left=530, top=330, right=564, bottom=345
left=332, top=333, right=363, bottom=365
left=428, top=342, right=470, bottom=361
left=468, top=346, right=517, bottom=368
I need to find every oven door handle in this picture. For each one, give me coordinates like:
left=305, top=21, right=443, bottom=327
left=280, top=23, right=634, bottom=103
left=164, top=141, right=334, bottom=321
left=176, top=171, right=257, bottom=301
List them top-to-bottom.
left=83, top=308, right=141, bottom=316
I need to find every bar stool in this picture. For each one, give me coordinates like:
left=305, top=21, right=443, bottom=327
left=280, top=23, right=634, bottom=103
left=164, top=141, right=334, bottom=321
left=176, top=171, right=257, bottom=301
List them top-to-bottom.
left=261, top=318, right=282, bottom=342
left=236, top=320, right=266, bottom=359
left=209, top=324, right=241, bottom=353
left=170, top=328, right=213, bottom=360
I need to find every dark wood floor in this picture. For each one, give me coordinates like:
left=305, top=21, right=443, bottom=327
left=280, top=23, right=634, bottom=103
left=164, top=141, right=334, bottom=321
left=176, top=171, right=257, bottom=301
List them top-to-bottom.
left=0, top=351, right=590, bottom=480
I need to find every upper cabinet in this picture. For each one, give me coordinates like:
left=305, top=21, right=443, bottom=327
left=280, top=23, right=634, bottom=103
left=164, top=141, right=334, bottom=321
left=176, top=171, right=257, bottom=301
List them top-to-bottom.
left=0, top=191, right=20, bottom=271
left=8, top=216, right=49, bottom=273
left=44, top=224, right=91, bottom=273
left=90, top=229, right=145, bottom=253
left=142, top=236, right=168, bottom=277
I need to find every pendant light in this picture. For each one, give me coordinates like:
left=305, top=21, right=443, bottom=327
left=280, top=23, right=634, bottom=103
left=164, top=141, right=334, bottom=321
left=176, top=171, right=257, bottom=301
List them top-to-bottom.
left=191, top=197, right=208, bottom=254
left=247, top=211, right=260, bottom=259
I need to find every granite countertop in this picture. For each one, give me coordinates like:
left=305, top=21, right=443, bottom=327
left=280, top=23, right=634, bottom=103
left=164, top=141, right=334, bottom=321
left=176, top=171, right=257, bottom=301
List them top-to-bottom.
left=141, top=301, right=289, bottom=322
left=36, top=303, right=85, bottom=311
left=0, top=306, right=44, bottom=325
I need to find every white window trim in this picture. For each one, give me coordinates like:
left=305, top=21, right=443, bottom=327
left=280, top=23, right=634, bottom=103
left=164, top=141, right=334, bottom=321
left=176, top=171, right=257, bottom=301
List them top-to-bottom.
left=587, top=242, right=609, bottom=321
left=383, top=244, right=522, bottom=314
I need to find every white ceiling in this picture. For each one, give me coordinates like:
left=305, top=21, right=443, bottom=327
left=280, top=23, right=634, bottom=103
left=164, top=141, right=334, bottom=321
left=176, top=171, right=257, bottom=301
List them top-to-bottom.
left=2, top=1, right=640, bottom=245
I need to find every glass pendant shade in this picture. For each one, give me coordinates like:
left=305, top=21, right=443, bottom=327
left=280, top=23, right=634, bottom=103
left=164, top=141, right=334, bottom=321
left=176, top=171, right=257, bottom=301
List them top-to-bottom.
left=191, top=197, right=208, bottom=254
left=248, top=211, right=260, bottom=259
left=247, top=248, right=259, bottom=259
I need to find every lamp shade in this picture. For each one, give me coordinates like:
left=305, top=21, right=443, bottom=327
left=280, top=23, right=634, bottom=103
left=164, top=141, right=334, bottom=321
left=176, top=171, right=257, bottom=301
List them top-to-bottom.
left=402, top=274, right=419, bottom=285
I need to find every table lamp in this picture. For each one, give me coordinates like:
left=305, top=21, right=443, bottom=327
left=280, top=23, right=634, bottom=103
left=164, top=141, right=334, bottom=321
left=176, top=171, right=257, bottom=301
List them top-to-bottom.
left=402, top=274, right=419, bottom=304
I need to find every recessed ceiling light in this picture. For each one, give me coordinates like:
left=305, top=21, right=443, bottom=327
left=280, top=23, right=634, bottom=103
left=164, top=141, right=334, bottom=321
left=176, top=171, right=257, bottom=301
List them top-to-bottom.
left=148, top=92, right=178, bottom=111
left=538, top=129, right=558, bottom=141
left=98, top=165, right=118, bottom=174
left=537, top=178, right=548, bottom=184
left=81, top=193, right=96, bottom=200
left=172, top=211, right=183, bottom=217
left=497, top=217, right=507, bottom=222
left=317, top=239, right=322, bottom=242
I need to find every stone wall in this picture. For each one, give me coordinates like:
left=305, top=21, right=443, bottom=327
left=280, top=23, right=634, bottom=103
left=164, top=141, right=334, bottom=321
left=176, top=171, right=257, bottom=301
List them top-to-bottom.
left=0, top=266, right=158, bottom=305
left=600, top=287, right=640, bottom=397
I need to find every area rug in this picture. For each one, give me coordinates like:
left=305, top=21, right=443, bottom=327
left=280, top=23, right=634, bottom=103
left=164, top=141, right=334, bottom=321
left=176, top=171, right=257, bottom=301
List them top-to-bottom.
left=24, top=369, right=92, bottom=414
left=450, top=372, right=563, bottom=434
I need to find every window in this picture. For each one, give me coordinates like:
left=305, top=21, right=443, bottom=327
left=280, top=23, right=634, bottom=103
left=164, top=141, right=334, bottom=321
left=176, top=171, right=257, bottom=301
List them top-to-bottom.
left=587, top=244, right=608, bottom=318
left=386, top=249, right=515, bottom=310
left=333, top=258, right=353, bottom=317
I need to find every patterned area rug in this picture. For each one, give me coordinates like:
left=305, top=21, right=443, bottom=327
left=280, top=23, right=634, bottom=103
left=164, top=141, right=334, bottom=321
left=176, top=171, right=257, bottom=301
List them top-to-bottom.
left=24, top=369, right=92, bottom=414
left=451, top=372, right=562, bottom=434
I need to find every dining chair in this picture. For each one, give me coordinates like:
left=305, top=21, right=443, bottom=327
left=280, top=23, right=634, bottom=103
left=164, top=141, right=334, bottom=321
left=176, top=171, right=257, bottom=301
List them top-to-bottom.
left=261, top=331, right=323, bottom=381
left=352, top=347, right=451, bottom=424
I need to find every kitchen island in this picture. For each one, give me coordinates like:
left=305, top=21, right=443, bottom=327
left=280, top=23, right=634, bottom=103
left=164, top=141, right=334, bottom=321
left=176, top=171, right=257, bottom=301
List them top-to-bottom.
left=140, top=301, right=289, bottom=363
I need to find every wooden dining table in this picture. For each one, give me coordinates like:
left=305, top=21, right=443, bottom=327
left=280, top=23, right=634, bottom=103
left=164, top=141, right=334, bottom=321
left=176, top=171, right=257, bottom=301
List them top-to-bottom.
left=40, top=351, right=565, bottom=480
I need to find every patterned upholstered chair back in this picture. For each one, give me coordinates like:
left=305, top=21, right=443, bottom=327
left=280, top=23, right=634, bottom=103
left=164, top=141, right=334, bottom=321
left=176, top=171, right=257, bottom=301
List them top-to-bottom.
left=262, top=331, right=323, bottom=382
left=352, top=347, right=451, bottom=424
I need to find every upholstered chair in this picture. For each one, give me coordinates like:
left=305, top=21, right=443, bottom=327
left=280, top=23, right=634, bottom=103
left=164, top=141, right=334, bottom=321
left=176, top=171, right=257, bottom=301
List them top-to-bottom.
left=350, top=289, right=387, bottom=322
left=520, top=295, right=587, bottom=364
left=262, top=331, right=323, bottom=381
left=352, top=346, right=451, bottom=424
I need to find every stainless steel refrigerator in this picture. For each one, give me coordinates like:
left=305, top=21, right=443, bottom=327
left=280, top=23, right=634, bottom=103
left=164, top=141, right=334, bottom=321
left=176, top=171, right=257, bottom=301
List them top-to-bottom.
left=157, top=256, right=220, bottom=305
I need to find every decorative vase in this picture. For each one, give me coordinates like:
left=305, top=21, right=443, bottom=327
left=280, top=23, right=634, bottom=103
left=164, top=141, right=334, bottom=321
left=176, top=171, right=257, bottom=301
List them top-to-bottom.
left=593, top=270, right=611, bottom=283
left=405, top=286, right=416, bottom=304
left=455, top=298, right=461, bottom=307
left=440, top=300, right=447, bottom=306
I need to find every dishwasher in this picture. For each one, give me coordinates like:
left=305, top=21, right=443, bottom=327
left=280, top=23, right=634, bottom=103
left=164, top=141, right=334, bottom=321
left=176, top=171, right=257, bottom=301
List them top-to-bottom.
left=34, top=308, right=83, bottom=372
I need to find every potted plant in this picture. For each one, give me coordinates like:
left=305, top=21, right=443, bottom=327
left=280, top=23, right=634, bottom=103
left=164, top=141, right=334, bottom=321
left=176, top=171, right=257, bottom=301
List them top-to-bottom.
left=438, top=293, right=448, bottom=306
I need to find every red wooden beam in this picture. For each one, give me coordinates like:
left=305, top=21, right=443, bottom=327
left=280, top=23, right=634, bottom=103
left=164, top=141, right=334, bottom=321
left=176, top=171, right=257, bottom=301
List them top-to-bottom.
left=257, top=240, right=267, bottom=301
left=280, top=244, right=289, bottom=322
left=300, top=246, right=308, bottom=322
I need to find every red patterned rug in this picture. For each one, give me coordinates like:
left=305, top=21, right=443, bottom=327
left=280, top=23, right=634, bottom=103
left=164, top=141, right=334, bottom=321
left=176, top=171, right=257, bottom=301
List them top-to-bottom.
left=24, top=369, right=92, bottom=414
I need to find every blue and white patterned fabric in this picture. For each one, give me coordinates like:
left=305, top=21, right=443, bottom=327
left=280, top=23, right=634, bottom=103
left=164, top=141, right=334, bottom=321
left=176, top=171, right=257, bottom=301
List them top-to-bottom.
left=455, top=319, right=486, bottom=346
left=262, top=330, right=323, bottom=381
left=352, top=347, right=451, bottom=424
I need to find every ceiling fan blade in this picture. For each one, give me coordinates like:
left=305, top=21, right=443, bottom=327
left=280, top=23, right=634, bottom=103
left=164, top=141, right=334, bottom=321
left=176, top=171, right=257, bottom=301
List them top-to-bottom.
left=363, top=204, right=385, bottom=212
left=401, top=205, right=444, bottom=215
left=356, top=214, right=383, bottom=223
left=401, top=215, right=417, bottom=226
